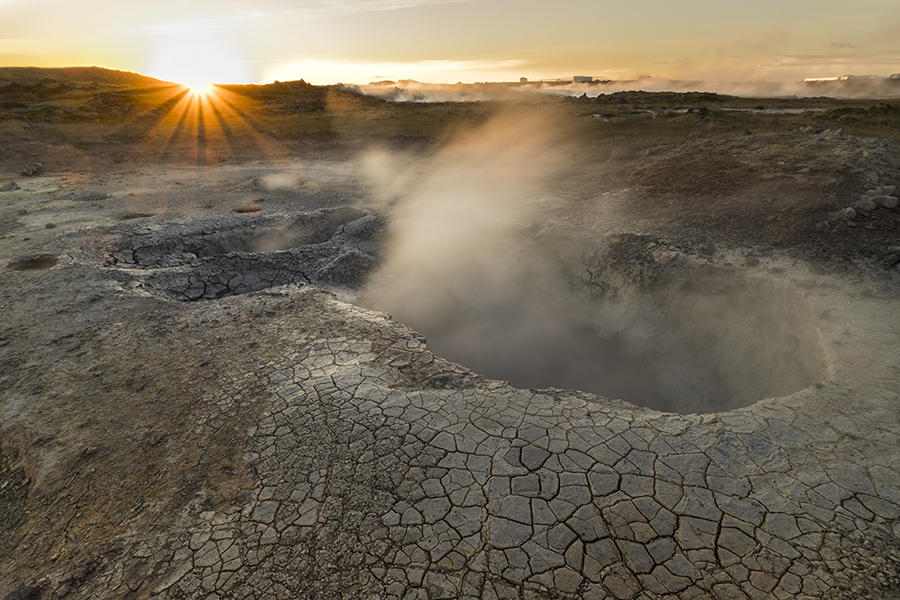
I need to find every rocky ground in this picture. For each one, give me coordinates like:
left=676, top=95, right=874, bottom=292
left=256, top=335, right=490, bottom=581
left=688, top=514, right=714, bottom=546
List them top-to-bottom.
left=1, top=90, right=900, bottom=600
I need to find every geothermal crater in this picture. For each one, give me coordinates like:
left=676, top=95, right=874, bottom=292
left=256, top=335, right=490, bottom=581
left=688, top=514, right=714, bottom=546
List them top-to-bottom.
left=93, top=207, right=826, bottom=414
left=364, top=239, right=826, bottom=415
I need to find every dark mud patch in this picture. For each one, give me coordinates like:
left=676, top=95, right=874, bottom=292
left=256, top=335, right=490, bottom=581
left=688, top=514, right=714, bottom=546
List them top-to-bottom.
left=74, top=207, right=382, bottom=301
left=7, top=254, right=57, bottom=271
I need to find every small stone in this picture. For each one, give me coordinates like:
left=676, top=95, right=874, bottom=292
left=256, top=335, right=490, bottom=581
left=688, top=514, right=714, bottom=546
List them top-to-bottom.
left=801, top=123, right=823, bottom=135
left=21, top=162, right=43, bottom=176
left=0, top=182, right=21, bottom=192
left=855, top=198, right=876, bottom=211
left=838, top=207, right=856, bottom=221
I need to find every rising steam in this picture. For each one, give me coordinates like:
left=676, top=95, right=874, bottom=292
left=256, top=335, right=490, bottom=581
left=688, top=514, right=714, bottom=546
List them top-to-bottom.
left=358, top=109, right=825, bottom=413
left=359, top=110, right=579, bottom=372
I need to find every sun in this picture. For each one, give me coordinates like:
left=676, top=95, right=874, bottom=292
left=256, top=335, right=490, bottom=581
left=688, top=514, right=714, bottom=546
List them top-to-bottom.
left=147, top=33, right=250, bottom=88
left=189, top=80, right=211, bottom=94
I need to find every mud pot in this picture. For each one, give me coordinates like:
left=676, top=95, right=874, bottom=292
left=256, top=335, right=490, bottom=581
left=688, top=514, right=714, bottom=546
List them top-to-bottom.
left=72, top=206, right=381, bottom=301
left=362, top=238, right=828, bottom=414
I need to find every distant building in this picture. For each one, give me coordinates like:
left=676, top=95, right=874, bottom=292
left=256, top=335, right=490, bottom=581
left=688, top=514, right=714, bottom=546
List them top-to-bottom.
left=573, top=76, right=592, bottom=83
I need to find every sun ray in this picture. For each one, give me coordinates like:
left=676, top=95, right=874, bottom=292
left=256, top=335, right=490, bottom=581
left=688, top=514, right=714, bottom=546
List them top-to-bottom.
left=114, top=78, right=318, bottom=217
left=201, top=86, right=300, bottom=163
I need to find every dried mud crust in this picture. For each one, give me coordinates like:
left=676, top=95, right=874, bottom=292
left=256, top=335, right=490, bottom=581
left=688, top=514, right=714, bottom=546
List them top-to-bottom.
left=623, top=129, right=900, bottom=270
left=4, top=278, right=900, bottom=600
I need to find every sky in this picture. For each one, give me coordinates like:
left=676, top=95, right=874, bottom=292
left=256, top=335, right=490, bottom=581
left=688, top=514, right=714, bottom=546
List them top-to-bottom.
left=1, top=0, right=898, bottom=86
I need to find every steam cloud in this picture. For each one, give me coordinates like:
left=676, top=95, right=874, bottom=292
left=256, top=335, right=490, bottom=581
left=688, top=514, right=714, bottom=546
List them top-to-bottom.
left=358, top=77, right=900, bottom=102
left=358, top=109, right=825, bottom=413
left=359, top=109, right=586, bottom=384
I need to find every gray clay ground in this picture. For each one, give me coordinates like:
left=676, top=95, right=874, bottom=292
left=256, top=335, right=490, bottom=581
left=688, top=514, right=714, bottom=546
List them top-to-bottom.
left=1, top=128, right=900, bottom=600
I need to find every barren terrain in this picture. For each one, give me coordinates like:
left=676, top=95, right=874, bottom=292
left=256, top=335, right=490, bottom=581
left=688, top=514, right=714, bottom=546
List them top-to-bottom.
left=1, top=70, right=900, bottom=599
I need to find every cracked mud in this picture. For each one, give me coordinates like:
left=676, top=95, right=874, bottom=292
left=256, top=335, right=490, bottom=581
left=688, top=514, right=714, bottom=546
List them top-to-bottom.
left=2, top=112, right=900, bottom=600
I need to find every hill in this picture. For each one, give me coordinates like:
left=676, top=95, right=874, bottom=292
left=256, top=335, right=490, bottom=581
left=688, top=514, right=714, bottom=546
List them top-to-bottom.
left=0, top=66, right=167, bottom=87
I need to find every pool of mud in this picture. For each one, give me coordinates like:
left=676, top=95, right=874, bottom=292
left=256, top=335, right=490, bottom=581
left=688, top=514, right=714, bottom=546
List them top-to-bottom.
left=77, top=207, right=827, bottom=414
left=410, top=257, right=827, bottom=414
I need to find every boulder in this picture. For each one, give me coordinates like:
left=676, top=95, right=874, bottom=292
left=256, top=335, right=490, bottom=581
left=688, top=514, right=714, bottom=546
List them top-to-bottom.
left=0, top=182, right=21, bottom=192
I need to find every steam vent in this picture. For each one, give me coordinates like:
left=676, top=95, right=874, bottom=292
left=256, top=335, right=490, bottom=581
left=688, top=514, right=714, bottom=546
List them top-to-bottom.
left=2, top=114, right=900, bottom=599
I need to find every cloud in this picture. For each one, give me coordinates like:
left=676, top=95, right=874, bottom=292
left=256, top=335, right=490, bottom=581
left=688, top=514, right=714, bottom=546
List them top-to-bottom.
left=143, top=0, right=470, bottom=34
left=264, top=0, right=471, bottom=15
left=142, top=14, right=267, bottom=35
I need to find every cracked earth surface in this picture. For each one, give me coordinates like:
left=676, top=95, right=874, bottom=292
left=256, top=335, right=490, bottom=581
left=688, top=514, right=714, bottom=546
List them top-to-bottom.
left=1, top=128, right=900, bottom=600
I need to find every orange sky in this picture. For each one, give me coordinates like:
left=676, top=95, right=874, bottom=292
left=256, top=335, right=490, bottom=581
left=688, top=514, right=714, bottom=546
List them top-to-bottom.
left=1, top=0, right=898, bottom=85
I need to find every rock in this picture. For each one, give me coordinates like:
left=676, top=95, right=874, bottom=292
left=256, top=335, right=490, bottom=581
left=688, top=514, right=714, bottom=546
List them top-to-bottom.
left=801, top=123, right=823, bottom=135
left=21, top=163, right=43, bottom=177
left=0, top=182, right=21, bottom=192
left=875, top=185, right=896, bottom=195
left=871, top=195, right=898, bottom=209
left=855, top=198, right=876, bottom=212
left=838, top=207, right=857, bottom=221
left=815, top=221, right=830, bottom=232
left=1, top=583, right=37, bottom=600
